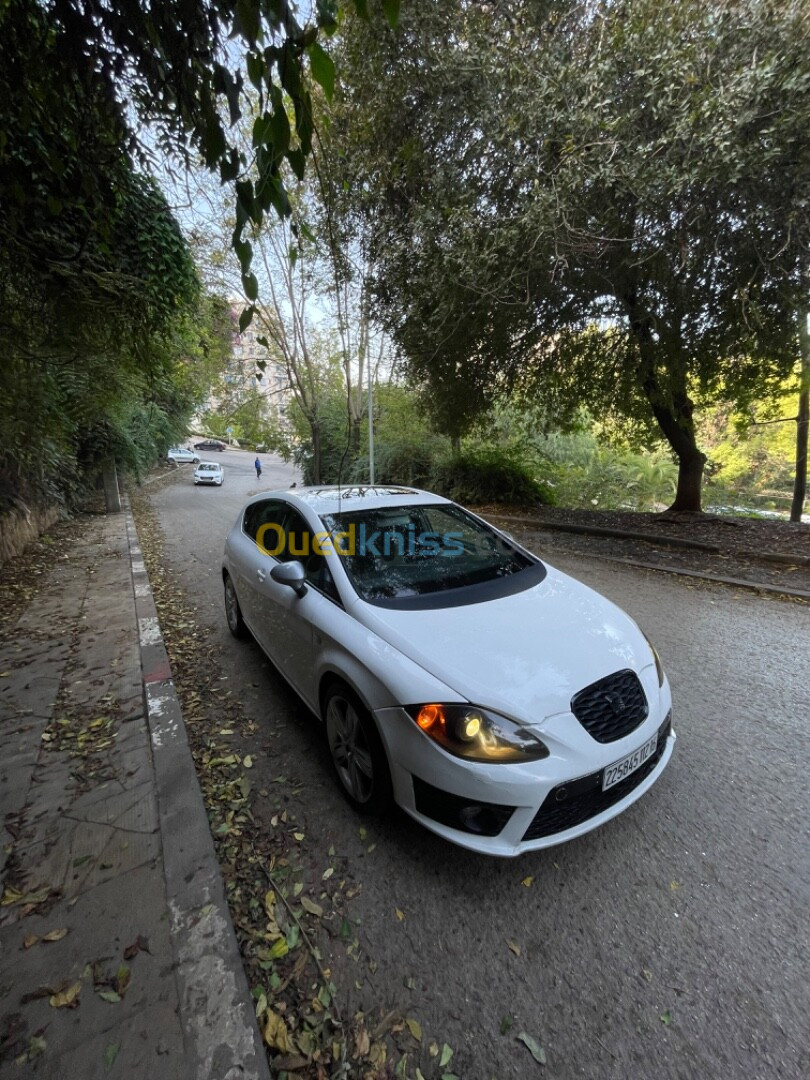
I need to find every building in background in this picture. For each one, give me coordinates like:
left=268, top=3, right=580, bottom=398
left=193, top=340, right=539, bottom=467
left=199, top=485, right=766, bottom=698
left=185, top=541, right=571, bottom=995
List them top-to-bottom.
left=193, top=303, right=293, bottom=441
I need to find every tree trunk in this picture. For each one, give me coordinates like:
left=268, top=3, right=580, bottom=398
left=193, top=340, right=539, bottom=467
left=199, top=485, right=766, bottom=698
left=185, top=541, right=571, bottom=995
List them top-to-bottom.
left=790, top=311, right=809, bottom=523
left=633, top=328, right=706, bottom=513
left=311, top=422, right=322, bottom=485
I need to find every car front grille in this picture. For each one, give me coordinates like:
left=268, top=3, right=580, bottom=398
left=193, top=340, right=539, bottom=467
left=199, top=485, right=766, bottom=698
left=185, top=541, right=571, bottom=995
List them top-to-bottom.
left=571, top=668, right=648, bottom=743
left=521, top=714, right=671, bottom=842
left=412, top=776, right=515, bottom=837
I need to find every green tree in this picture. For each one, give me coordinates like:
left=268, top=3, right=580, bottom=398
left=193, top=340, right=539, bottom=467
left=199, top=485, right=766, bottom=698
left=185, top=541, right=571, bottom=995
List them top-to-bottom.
left=334, top=0, right=809, bottom=512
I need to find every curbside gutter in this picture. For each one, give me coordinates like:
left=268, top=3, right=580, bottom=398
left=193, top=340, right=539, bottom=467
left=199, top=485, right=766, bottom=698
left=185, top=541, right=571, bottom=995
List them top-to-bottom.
left=124, top=502, right=271, bottom=1080
left=488, top=512, right=810, bottom=601
left=492, top=513, right=810, bottom=568
left=596, top=555, right=810, bottom=600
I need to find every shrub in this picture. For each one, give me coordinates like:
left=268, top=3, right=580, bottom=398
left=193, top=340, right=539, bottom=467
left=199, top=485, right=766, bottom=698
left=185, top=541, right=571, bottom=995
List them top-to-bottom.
left=430, top=448, right=555, bottom=506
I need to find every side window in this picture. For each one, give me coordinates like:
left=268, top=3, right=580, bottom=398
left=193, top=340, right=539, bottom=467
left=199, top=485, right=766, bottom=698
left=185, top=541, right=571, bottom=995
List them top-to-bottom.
left=243, top=500, right=287, bottom=551
left=279, top=509, right=316, bottom=567
left=282, top=510, right=342, bottom=604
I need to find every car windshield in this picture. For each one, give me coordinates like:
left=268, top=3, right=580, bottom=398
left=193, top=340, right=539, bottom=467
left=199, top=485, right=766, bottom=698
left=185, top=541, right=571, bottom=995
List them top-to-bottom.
left=199, top=464, right=218, bottom=471
left=321, top=503, right=541, bottom=607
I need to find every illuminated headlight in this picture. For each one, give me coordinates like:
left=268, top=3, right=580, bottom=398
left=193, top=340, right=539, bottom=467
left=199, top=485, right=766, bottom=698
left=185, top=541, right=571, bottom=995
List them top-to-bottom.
left=405, top=704, right=549, bottom=763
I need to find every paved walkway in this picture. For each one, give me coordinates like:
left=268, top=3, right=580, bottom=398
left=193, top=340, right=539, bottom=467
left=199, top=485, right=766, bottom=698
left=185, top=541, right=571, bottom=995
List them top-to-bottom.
left=0, top=509, right=268, bottom=1078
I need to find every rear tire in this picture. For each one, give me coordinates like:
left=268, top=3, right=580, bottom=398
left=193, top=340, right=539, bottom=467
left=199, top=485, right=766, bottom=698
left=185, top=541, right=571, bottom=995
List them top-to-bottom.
left=224, top=573, right=248, bottom=639
left=324, top=684, right=392, bottom=814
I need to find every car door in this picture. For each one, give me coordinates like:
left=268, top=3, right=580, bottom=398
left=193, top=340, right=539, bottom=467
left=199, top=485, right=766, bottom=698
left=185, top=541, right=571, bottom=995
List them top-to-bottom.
left=233, top=499, right=288, bottom=638
left=252, top=507, right=334, bottom=709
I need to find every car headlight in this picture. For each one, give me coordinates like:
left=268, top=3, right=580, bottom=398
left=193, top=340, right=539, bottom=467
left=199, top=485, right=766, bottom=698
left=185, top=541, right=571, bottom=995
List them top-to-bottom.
left=642, top=632, right=665, bottom=687
left=404, top=703, right=549, bottom=763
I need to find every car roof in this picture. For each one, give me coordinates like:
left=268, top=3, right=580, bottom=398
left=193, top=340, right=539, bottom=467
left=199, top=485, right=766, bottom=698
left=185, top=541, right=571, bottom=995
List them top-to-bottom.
left=244, top=485, right=451, bottom=517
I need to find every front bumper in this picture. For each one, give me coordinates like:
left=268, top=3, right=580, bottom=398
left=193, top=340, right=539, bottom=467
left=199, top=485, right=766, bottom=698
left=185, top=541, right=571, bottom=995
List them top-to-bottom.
left=374, top=674, right=674, bottom=857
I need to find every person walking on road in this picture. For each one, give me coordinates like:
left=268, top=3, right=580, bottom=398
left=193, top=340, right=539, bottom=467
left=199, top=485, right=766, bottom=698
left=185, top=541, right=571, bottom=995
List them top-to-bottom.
left=255, top=456, right=262, bottom=480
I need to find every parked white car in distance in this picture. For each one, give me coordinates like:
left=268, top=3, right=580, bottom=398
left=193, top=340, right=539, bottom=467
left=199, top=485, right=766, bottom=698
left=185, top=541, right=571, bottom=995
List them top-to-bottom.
left=167, top=447, right=199, bottom=464
left=194, top=461, right=224, bottom=486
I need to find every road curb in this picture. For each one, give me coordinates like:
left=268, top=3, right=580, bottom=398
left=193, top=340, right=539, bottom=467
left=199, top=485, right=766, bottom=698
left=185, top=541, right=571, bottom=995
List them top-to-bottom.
left=124, top=500, right=271, bottom=1080
left=492, top=513, right=810, bottom=568
left=588, top=554, right=810, bottom=600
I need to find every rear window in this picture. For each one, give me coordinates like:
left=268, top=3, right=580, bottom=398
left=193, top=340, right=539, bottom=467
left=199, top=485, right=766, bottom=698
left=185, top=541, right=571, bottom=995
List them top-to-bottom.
left=321, top=503, right=544, bottom=609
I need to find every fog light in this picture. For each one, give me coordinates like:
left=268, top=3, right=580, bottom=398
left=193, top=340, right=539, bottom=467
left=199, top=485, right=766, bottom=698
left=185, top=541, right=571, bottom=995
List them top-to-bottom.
left=459, top=805, right=486, bottom=833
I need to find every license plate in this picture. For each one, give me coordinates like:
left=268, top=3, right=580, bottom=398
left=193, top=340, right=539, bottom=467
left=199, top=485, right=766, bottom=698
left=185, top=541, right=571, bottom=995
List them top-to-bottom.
left=602, top=732, right=659, bottom=791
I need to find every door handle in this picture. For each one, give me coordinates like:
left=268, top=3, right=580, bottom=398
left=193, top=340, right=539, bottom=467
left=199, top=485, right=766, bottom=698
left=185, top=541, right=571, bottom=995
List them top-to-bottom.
left=256, top=568, right=266, bottom=583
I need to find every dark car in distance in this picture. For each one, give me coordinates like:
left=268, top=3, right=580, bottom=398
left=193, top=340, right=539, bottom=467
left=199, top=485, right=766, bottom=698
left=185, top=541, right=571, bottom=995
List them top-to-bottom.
left=194, top=439, right=227, bottom=452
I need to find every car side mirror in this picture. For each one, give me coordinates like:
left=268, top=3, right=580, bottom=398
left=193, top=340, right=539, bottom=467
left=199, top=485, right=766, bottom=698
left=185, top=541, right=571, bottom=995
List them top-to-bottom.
left=270, top=561, right=308, bottom=597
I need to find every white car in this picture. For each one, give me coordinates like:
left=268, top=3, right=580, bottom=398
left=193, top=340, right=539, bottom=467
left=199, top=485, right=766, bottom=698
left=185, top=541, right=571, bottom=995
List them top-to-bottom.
left=167, top=447, right=199, bottom=464
left=194, top=461, right=224, bottom=486
left=222, top=486, right=674, bottom=856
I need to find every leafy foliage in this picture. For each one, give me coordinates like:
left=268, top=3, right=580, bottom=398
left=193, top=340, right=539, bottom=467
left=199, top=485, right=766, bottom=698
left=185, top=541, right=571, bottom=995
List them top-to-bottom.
left=334, top=0, right=810, bottom=510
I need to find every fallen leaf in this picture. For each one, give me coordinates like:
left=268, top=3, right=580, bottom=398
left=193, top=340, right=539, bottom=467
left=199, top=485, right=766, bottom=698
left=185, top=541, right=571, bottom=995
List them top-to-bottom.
left=243, top=755, right=253, bottom=768
left=293, top=831, right=305, bottom=841
left=322, top=867, right=334, bottom=881
left=522, top=876, right=533, bottom=887
left=670, top=880, right=682, bottom=891
left=300, top=896, right=324, bottom=917
left=395, top=908, right=405, bottom=921
left=42, top=928, right=68, bottom=942
left=23, top=934, right=40, bottom=949
left=123, top=934, right=149, bottom=960
left=268, top=938, right=288, bottom=959
left=508, top=940, right=521, bottom=957
left=114, top=965, right=131, bottom=997
left=642, top=968, right=653, bottom=982
left=50, top=982, right=82, bottom=1008
left=97, top=990, right=121, bottom=1004
left=263, top=1008, right=291, bottom=1052
left=660, top=1010, right=673, bottom=1025
left=405, top=1017, right=422, bottom=1042
left=354, top=1026, right=370, bottom=1058
left=517, top=1031, right=547, bottom=1065
left=27, top=1035, right=46, bottom=1061
left=369, top=1041, right=387, bottom=1066
left=429, top=1041, right=439, bottom=1057
left=103, top=1042, right=120, bottom=1071
left=440, top=1043, right=454, bottom=1068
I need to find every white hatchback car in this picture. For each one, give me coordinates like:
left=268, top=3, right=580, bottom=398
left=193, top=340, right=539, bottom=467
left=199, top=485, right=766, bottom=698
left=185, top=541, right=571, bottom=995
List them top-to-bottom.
left=167, top=447, right=199, bottom=464
left=194, top=461, right=224, bottom=486
left=222, top=486, right=674, bottom=856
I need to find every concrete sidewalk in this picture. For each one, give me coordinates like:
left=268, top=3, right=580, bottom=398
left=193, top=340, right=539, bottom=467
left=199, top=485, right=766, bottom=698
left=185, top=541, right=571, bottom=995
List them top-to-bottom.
left=0, top=508, right=268, bottom=1078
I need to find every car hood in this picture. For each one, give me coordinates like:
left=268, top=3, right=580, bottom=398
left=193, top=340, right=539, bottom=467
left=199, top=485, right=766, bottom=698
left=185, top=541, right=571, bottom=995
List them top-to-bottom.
left=349, top=565, right=654, bottom=723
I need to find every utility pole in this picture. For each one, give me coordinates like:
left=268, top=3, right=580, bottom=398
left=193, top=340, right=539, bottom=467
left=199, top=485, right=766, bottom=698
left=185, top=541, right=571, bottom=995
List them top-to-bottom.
left=368, top=355, right=375, bottom=486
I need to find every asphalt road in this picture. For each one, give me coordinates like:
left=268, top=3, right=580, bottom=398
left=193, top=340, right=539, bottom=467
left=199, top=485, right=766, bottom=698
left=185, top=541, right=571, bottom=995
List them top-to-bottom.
left=149, top=451, right=809, bottom=1080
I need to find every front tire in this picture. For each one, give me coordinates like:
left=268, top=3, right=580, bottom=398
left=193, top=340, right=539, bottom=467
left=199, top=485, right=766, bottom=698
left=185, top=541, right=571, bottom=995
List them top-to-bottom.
left=224, top=573, right=248, bottom=639
left=324, top=685, right=392, bottom=814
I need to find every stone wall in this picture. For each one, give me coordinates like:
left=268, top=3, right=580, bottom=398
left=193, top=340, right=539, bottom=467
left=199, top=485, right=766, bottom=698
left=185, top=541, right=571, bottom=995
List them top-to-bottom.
left=0, top=501, right=62, bottom=567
